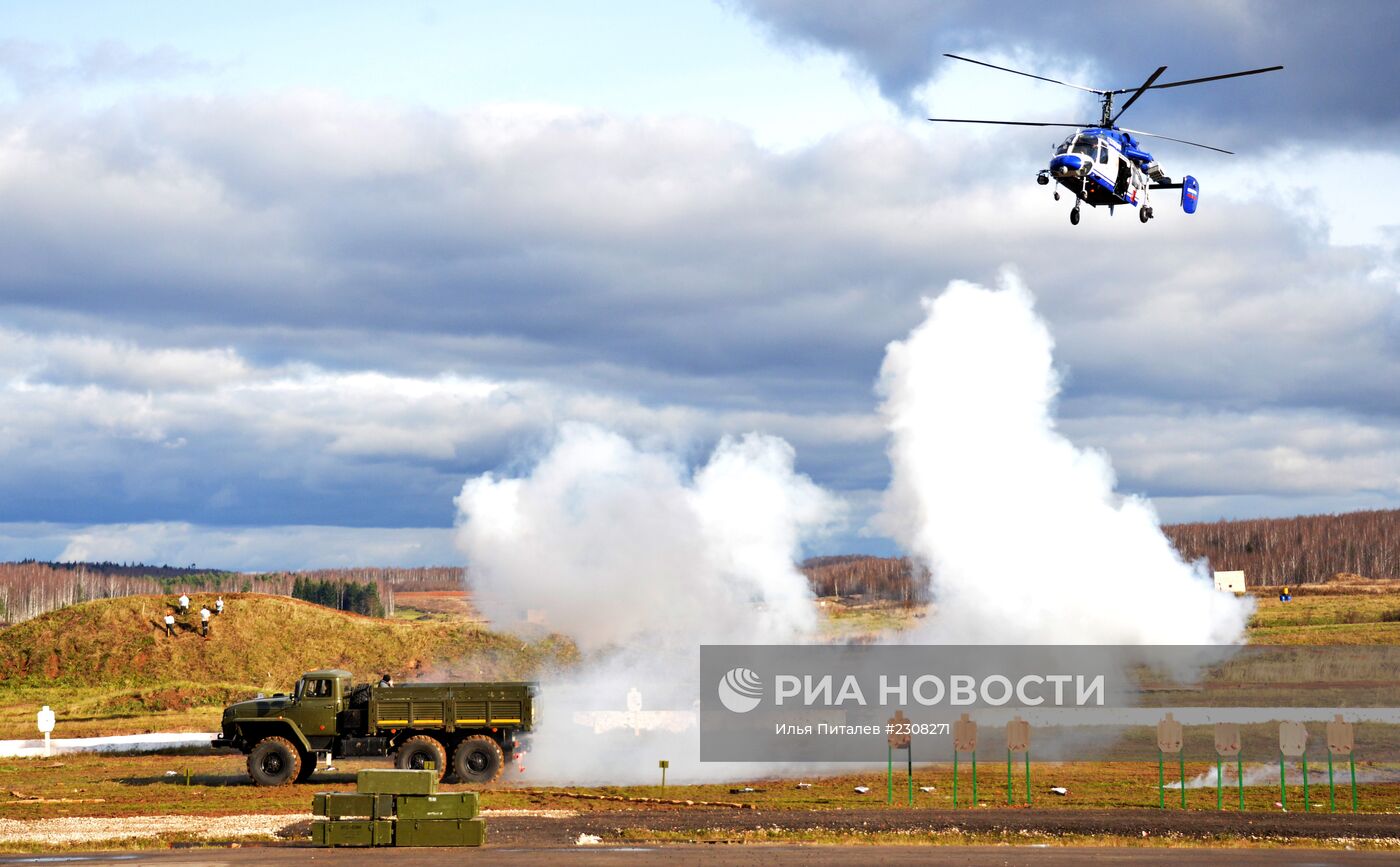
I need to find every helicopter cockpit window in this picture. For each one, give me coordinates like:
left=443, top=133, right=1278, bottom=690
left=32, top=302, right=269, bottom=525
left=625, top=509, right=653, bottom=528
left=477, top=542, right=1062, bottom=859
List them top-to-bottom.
left=1071, top=137, right=1099, bottom=157
left=1098, top=144, right=1109, bottom=163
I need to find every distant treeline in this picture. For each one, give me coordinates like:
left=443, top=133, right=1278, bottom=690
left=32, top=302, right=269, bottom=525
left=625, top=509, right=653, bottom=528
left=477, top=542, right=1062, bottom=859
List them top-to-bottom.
left=800, top=509, right=1400, bottom=598
left=1164, top=509, right=1400, bottom=587
left=3, top=510, right=1396, bottom=623
left=801, top=555, right=928, bottom=605
left=0, top=561, right=287, bottom=625
left=0, top=562, right=462, bottom=625
left=291, top=576, right=384, bottom=617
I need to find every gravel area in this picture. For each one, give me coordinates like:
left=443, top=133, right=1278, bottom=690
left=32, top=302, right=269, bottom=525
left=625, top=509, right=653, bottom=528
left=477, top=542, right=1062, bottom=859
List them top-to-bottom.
left=0, top=812, right=312, bottom=845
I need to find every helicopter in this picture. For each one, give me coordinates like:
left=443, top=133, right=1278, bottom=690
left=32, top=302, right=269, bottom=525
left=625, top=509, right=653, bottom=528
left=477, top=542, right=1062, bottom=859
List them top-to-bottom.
left=928, top=54, right=1282, bottom=225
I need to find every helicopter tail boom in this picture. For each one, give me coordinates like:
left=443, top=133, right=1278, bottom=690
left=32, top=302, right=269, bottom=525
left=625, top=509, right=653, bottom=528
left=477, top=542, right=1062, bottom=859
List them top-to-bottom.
left=1150, top=176, right=1200, bottom=213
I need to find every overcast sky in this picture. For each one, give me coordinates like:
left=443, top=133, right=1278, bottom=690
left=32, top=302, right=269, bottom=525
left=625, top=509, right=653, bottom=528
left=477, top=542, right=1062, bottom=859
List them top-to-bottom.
left=1, top=1, right=1396, bottom=569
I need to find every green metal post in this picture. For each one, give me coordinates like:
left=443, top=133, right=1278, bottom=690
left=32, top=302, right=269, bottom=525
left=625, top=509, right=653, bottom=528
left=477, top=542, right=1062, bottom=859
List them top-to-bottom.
left=887, top=745, right=893, bottom=805
left=1006, top=749, right=1013, bottom=805
left=953, top=751, right=959, bottom=808
left=972, top=751, right=977, bottom=805
left=1025, top=751, right=1031, bottom=806
left=1158, top=751, right=1164, bottom=809
left=1179, top=751, right=1186, bottom=809
left=1279, top=751, right=1286, bottom=811
left=1328, top=752, right=1335, bottom=813
left=1238, top=753, right=1244, bottom=810
left=1350, top=753, right=1357, bottom=813
left=1302, top=754, right=1309, bottom=811
left=1217, top=757, right=1222, bottom=811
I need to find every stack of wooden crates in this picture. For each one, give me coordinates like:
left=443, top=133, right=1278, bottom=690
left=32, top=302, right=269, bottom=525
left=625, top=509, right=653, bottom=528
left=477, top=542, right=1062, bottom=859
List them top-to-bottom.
left=311, top=769, right=485, bottom=847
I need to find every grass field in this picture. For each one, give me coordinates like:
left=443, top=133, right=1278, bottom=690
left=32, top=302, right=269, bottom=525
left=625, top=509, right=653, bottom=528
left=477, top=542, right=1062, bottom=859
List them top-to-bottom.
left=2, top=581, right=1398, bottom=852
left=4, top=585, right=1399, bottom=740
left=1, top=751, right=1395, bottom=823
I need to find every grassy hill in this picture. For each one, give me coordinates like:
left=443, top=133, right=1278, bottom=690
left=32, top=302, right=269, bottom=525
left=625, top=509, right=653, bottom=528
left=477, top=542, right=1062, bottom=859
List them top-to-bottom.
left=0, top=592, right=576, bottom=689
left=0, top=593, right=576, bottom=738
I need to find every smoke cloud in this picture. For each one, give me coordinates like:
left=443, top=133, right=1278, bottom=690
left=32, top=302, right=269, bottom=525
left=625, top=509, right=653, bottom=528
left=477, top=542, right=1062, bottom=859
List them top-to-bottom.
left=877, top=274, right=1252, bottom=644
left=452, top=275, right=1252, bottom=783
left=454, top=422, right=841, bottom=782
left=455, top=423, right=839, bottom=652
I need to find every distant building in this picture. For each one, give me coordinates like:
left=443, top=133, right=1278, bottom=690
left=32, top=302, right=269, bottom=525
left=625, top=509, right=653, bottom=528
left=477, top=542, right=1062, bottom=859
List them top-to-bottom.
left=1213, top=570, right=1246, bottom=593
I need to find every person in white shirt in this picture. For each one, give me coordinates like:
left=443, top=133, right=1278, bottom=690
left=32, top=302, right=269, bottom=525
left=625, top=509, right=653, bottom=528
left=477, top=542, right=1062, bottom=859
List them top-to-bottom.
left=178, top=594, right=190, bottom=614
left=215, top=596, right=225, bottom=616
left=199, top=607, right=211, bottom=637
left=163, top=611, right=175, bottom=638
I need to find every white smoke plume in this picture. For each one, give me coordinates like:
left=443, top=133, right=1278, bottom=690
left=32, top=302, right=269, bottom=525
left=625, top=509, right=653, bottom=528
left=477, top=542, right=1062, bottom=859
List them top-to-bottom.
left=877, top=274, right=1253, bottom=645
left=451, top=275, right=1251, bottom=783
left=454, top=422, right=841, bottom=782
left=455, top=423, right=838, bottom=651
left=1170, top=762, right=1400, bottom=789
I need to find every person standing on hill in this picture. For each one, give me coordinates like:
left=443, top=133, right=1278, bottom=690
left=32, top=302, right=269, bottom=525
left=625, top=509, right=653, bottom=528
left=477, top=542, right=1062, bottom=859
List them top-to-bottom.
left=178, top=593, right=190, bottom=614
left=215, top=596, right=224, bottom=616
left=200, top=606, right=211, bottom=637
left=163, top=610, right=175, bottom=637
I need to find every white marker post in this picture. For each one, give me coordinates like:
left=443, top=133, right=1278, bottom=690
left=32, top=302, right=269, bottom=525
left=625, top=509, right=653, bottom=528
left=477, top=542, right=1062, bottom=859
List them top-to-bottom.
left=36, top=705, right=55, bottom=757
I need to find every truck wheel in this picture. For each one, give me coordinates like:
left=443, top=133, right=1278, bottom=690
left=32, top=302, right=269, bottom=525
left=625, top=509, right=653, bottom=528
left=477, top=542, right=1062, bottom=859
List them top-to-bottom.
left=396, top=735, right=447, bottom=781
left=453, top=735, right=504, bottom=784
left=247, top=736, right=302, bottom=786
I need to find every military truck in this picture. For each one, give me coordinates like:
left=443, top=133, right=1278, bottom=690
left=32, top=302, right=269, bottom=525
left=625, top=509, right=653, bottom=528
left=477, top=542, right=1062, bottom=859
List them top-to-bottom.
left=214, top=669, right=535, bottom=786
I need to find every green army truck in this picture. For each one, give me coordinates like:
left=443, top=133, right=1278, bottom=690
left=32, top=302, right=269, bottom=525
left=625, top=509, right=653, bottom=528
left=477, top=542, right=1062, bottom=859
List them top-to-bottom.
left=214, top=669, right=535, bottom=786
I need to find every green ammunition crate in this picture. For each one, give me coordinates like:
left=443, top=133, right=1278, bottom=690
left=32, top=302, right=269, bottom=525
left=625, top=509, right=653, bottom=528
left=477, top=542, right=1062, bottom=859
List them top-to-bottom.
left=356, top=768, right=438, bottom=795
left=313, top=792, right=396, bottom=819
left=395, top=792, right=479, bottom=821
left=394, top=817, right=486, bottom=847
left=310, top=819, right=394, bottom=847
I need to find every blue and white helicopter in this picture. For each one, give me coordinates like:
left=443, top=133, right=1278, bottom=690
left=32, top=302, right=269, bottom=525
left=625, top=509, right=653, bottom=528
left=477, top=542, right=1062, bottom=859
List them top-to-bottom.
left=929, top=54, right=1281, bottom=225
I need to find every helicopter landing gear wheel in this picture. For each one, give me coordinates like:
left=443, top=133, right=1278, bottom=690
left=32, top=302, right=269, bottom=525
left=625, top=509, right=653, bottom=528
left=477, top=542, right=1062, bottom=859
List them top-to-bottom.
left=1069, top=206, right=1080, bottom=226
left=1139, top=206, right=1150, bottom=223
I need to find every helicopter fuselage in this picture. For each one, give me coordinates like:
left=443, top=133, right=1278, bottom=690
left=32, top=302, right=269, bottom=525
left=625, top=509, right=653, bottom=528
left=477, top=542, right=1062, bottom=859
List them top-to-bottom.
left=1040, top=127, right=1157, bottom=210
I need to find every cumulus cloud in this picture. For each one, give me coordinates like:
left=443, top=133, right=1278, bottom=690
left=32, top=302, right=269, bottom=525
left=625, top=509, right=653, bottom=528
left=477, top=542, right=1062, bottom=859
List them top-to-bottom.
left=723, top=0, right=1398, bottom=140
left=0, top=39, right=212, bottom=95
left=0, top=83, right=1396, bottom=547
left=0, top=327, right=882, bottom=533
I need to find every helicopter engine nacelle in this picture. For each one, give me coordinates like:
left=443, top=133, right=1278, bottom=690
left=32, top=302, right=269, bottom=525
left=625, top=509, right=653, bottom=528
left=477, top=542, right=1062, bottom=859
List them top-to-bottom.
left=1180, top=175, right=1200, bottom=214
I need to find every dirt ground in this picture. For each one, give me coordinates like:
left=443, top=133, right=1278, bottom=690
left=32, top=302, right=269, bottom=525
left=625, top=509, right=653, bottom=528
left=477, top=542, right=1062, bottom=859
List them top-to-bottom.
left=2, top=805, right=1397, bottom=852
left=480, top=805, right=1400, bottom=846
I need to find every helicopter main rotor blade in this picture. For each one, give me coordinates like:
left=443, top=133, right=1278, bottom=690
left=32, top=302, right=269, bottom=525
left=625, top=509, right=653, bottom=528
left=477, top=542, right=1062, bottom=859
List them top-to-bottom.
left=942, top=54, right=1104, bottom=94
left=1109, top=65, right=1283, bottom=94
left=1110, top=66, right=1167, bottom=124
left=927, top=118, right=1093, bottom=128
left=1117, top=127, right=1234, bottom=155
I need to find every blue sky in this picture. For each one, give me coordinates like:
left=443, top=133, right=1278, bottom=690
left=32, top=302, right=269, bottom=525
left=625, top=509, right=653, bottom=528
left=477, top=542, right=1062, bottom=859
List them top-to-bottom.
left=1, top=1, right=1397, bottom=569
left=0, top=2, right=885, bottom=148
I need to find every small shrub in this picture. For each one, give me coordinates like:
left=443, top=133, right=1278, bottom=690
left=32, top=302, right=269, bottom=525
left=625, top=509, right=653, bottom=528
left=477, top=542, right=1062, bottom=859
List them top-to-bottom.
left=1380, top=608, right=1400, bottom=623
